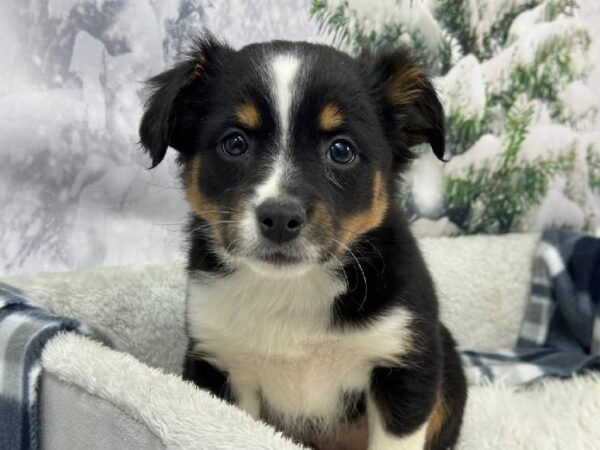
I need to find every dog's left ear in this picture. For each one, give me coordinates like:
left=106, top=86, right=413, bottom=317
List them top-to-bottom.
left=139, top=34, right=231, bottom=168
left=359, top=47, right=445, bottom=163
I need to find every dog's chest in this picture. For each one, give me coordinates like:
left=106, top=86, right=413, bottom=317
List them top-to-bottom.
left=187, top=268, right=413, bottom=422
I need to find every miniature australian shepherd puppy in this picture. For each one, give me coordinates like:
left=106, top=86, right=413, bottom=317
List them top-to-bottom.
left=139, top=34, right=467, bottom=450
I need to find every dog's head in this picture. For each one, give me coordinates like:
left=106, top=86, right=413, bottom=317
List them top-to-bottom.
left=140, top=35, right=444, bottom=277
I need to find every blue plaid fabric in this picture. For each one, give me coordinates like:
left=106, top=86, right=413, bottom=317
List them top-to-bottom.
left=462, top=229, right=600, bottom=385
left=0, top=284, right=107, bottom=450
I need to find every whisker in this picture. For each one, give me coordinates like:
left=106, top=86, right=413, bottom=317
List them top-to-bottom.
left=142, top=181, right=186, bottom=191
left=192, top=208, right=236, bottom=215
left=190, top=220, right=239, bottom=236
left=225, top=238, right=240, bottom=256
left=331, top=238, right=368, bottom=311
left=353, top=238, right=386, bottom=274
left=322, top=248, right=349, bottom=288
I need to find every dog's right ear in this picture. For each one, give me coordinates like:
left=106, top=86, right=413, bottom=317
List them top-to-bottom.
left=139, top=34, right=230, bottom=168
left=358, top=46, right=445, bottom=167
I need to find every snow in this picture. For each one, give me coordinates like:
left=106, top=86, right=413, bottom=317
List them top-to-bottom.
left=0, top=0, right=330, bottom=276
left=48, top=0, right=106, bottom=19
left=203, top=0, right=326, bottom=48
left=327, top=0, right=443, bottom=51
left=468, top=0, right=541, bottom=51
left=579, top=0, right=600, bottom=130
left=506, top=2, right=544, bottom=44
left=0, top=3, right=42, bottom=96
left=482, top=17, right=590, bottom=93
left=70, top=32, right=107, bottom=133
left=437, top=54, right=486, bottom=121
left=558, top=81, right=599, bottom=128
left=0, top=89, right=85, bottom=163
left=518, top=124, right=577, bottom=163
left=518, top=125, right=596, bottom=227
left=580, top=131, right=600, bottom=156
left=445, top=134, right=503, bottom=177
left=409, top=152, right=445, bottom=218
left=524, top=179, right=586, bottom=230
left=411, top=216, right=461, bottom=237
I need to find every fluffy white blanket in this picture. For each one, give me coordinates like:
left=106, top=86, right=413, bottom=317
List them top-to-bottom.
left=5, top=233, right=600, bottom=449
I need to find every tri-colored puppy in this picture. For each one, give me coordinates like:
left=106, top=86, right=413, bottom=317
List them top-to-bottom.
left=139, top=34, right=466, bottom=450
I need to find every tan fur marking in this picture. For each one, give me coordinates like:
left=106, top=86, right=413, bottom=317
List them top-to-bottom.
left=184, top=52, right=207, bottom=86
left=194, top=52, right=206, bottom=77
left=386, top=66, right=426, bottom=106
left=235, top=103, right=261, bottom=129
left=318, top=103, right=344, bottom=131
left=185, top=156, right=222, bottom=231
left=338, top=172, right=388, bottom=251
left=304, top=202, right=335, bottom=249
left=311, top=202, right=334, bottom=231
left=425, top=390, right=447, bottom=448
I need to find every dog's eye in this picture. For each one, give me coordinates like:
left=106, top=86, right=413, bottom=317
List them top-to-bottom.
left=222, top=133, right=248, bottom=157
left=326, top=140, right=355, bottom=164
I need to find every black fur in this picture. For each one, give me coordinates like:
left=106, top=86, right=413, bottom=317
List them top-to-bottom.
left=140, top=34, right=466, bottom=450
left=182, top=339, right=232, bottom=402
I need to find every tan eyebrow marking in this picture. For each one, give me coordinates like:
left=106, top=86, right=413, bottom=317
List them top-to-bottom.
left=235, top=102, right=261, bottom=129
left=318, top=103, right=344, bottom=131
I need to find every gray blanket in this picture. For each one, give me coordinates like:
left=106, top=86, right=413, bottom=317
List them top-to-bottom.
left=462, top=229, right=600, bottom=384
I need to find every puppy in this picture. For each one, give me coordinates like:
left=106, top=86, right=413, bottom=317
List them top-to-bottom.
left=139, top=34, right=467, bottom=450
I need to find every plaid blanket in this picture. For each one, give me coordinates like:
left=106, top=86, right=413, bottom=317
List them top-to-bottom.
left=462, top=229, right=600, bottom=385
left=0, top=283, right=107, bottom=450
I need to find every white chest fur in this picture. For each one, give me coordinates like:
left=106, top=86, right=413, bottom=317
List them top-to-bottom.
left=187, top=266, right=414, bottom=428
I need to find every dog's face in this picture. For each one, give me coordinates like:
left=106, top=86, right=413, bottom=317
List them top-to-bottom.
left=140, top=36, right=444, bottom=276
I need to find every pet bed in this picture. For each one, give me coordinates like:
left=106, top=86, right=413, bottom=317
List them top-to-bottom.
left=2, top=233, right=600, bottom=449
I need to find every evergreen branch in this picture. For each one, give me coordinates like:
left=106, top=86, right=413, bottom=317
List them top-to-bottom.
left=310, top=0, right=352, bottom=48
left=310, top=0, right=449, bottom=74
left=435, top=0, right=474, bottom=58
left=478, top=0, right=542, bottom=59
left=544, top=0, right=578, bottom=20
left=489, top=29, right=591, bottom=117
left=503, top=100, right=535, bottom=166
left=444, top=101, right=575, bottom=233
left=445, top=112, right=486, bottom=156
left=444, top=151, right=575, bottom=233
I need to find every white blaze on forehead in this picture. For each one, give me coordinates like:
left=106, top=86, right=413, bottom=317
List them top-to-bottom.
left=252, top=53, right=302, bottom=205
left=270, top=53, right=301, bottom=143
left=254, top=154, right=285, bottom=204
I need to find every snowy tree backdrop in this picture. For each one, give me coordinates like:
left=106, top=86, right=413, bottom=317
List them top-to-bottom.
left=0, top=0, right=599, bottom=276
left=0, top=0, right=324, bottom=276
left=313, top=0, right=600, bottom=236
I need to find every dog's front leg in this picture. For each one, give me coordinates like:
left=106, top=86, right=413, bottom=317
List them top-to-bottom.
left=366, top=363, right=438, bottom=450
left=230, top=373, right=261, bottom=419
left=367, top=395, right=426, bottom=450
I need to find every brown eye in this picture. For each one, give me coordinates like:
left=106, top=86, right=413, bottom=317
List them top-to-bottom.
left=222, top=133, right=248, bottom=156
left=327, top=140, right=355, bottom=164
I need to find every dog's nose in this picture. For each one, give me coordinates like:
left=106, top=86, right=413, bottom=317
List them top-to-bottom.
left=256, top=199, right=306, bottom=243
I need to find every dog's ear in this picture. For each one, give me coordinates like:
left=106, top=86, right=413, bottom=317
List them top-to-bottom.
left=139, top=34, right=230, bottom=168
left=359, top=47, right=445, bottom=164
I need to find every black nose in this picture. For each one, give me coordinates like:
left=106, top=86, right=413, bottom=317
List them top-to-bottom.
left=256, top=199, right=306, bottom=243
